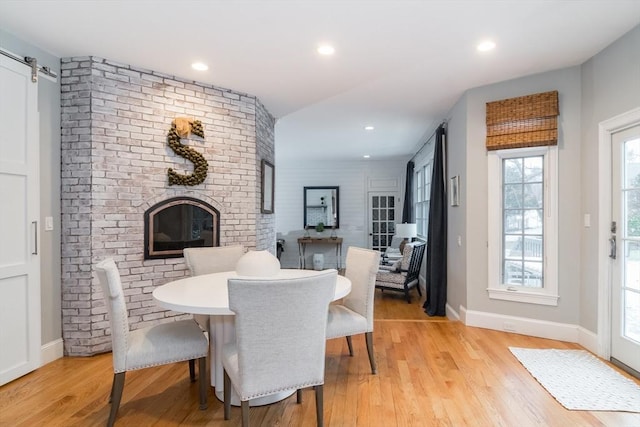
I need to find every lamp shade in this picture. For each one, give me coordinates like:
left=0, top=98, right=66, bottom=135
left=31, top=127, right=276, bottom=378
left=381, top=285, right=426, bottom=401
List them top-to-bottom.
left=395, top=223, right=417, bottom=239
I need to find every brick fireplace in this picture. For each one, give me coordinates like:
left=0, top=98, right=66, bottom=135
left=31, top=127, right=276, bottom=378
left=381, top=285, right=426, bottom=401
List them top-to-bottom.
left=60, top=57, right=275, bottom=356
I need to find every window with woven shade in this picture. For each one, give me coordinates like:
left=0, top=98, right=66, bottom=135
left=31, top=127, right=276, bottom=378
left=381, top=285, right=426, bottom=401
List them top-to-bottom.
left=486, top=90, right=560, bottom=306
left=486, top=91, right=559, bottom=151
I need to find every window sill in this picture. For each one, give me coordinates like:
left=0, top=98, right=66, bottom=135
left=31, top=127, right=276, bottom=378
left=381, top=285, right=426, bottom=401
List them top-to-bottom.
left=487, top=287, right=559, bottom=306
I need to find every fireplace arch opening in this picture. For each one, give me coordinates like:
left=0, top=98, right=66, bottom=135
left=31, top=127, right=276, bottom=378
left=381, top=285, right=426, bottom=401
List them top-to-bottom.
left=144, top=197, right=220, bottom=259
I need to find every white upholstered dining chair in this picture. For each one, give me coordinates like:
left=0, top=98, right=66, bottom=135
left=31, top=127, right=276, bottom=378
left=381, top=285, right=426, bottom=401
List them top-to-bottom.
left=183, top=245, right=245, bottom=331
left=183, top=245, right=246, bottom=276
left=326, top=246, right=381, bottom=374
left=95, top=258, right=209, bottom=427
left=222, top=270, right=337, bottom=427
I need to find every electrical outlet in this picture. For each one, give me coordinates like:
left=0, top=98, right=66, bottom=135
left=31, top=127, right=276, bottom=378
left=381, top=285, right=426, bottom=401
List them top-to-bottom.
left=45, top=216, right=54, bottom=231
left=503, top=322, right=516, bottom=332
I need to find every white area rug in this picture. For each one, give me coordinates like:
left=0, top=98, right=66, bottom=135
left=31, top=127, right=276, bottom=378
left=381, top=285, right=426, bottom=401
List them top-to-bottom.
left=509, top=347, right=640, bottom=412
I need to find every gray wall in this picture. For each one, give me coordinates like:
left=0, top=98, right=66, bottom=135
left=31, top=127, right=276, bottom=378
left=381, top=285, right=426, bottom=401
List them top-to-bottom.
left=446, top=23, right=640, bottom=332
left=580, top=24, right=640, bottom=332
left=0, top=29, right=62, bottom=346
left=464, top=66, right=582, bottom=325
left=446, top=67, right=582, bottom=323
left=445, top=93, right=468, bottom=313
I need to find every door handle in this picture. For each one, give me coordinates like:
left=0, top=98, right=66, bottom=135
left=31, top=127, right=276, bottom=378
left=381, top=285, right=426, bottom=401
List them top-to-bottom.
left=609, top=236, right=616, bottom=259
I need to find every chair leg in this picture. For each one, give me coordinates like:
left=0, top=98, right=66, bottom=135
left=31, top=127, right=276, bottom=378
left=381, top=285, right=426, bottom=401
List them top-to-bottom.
left=416, top=283, right=423, bottom=296
left=404, top=287, right=411, bottom=303
left=365, top=332, right=377, bottom=374
left=345, top=336, right=354, bottom=356
left=198, top=357, right=208, bottom=410
left=189, top=359, right=196, bottom=382
left=223, top=369, right=231, bottom=420
left=108, top=372, right=125, bottom=427
left=108, top=373, right=116, bottom=403
left=315, top=384, right=324, bottom=427
left=297, top=388, right=303, bottom=403
left=241, top=400, right=250, bottom=427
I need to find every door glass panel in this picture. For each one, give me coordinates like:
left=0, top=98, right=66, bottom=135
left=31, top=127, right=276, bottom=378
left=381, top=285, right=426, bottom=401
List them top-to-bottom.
left=620, top=135, right=640, bottom=347
left=624, top=139, right=640, bottom=187
left=625, top=189, right=640, bottom=238
left=370, top=193, right=397, bottom=252
left=625, top=241, right=640, bottom=291
left=624, top=290, right=640, bottom=343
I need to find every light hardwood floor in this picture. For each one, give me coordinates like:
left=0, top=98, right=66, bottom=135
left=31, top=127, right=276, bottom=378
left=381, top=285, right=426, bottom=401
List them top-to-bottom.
left=1, top=291, right=639, bottom=426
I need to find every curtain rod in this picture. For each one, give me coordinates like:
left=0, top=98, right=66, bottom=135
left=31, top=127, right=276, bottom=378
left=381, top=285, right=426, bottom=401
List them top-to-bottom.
left=0, top=48, right=58, bottom=81
left=410, top=121, right=447, bottom=162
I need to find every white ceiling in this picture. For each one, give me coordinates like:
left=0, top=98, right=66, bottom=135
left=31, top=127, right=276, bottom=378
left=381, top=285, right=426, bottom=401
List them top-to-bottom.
left=1, top=1, right=639, bottom=162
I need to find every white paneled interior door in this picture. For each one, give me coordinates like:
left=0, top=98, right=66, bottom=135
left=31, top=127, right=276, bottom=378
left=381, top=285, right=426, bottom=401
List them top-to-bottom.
left=0, top=54, right=41, bottom=385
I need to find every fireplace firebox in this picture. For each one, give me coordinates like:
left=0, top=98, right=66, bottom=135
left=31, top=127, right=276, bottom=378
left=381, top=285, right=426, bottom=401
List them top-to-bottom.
left=144, top=197, right=219, bottom=259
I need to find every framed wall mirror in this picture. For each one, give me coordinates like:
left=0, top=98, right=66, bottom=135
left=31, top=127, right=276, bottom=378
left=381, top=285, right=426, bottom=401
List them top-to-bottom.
left=304, top=186, right=339, bottom=229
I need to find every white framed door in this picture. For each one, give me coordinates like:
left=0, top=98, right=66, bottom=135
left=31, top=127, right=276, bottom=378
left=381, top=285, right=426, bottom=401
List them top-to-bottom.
left=0, top=54, right=41, bottom=385
left=610, top=124, right=640, bottom=373
left=368, top=192, right=398, bottom=251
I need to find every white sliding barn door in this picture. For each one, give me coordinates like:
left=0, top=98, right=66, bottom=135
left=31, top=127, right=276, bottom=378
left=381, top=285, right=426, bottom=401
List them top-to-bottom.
left=0, top=55, right=41, bottom=385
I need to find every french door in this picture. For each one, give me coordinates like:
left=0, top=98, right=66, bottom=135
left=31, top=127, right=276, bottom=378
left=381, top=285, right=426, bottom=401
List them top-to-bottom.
left=0, top=54, right=41, bottom=385
left=611, top=123, right=640, bottom=373
left=368, top=192, right=398, bottom=251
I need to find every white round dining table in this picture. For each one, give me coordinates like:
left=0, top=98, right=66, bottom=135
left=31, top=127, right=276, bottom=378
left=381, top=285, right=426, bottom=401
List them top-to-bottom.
left=152, top=268, right=351, bottom=406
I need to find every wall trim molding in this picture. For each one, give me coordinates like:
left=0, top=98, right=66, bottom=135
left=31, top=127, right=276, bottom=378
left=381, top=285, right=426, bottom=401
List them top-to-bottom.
left=446, top=303, right=460, bottom=321
left=463, top=307, right=589, bottom=344
left=577, top=326, right=599, bottom=354
left=41, top=338, right=64, bottom=366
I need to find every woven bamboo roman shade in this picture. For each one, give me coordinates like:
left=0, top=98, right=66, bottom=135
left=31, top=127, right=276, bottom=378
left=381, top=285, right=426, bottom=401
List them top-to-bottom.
left=486, top=90, right=558, bottom=150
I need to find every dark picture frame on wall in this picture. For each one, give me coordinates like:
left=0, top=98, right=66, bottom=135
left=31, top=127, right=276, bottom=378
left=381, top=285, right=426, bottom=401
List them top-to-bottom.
left=261, top=160, right=275, bottom=214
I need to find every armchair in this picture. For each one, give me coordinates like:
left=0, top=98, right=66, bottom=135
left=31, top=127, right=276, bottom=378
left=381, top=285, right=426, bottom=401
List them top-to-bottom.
left=375, top=241, right=426, bottom=303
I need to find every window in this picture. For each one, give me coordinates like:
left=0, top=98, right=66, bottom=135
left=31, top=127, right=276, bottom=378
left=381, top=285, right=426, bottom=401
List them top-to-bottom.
left=488, top=146, right=558, bottom=305
left=414, top=162, right=432, bottom=237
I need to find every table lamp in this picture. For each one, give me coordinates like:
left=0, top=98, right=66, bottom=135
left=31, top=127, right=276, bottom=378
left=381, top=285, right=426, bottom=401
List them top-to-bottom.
left=395, top=223, right=417, bottom=254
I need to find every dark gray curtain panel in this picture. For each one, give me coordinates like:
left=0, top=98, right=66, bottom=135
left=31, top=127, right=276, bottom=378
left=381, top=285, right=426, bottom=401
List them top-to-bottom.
left=423, top=125, right=447, bottom=316
left=402, top=161, right=414, bottom=224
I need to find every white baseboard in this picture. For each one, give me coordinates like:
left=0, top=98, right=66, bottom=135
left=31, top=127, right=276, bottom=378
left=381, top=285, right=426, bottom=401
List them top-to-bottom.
left=445, top=303, right=460, bottom=321
left=459, top=305, right=467, bottom=324
left=464, top=308, right=581, bottom=343
left=577, top=327, right=599, bottom=354
left=41, top=338, right=64, bottom=366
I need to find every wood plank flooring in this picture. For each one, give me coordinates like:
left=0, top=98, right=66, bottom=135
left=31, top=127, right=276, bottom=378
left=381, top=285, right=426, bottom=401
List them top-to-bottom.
left=1, top=291, right=639, bottom=426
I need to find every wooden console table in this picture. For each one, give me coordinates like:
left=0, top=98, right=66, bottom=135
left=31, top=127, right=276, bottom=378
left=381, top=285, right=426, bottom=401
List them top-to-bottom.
left=297, top=237, right=343, bottom=269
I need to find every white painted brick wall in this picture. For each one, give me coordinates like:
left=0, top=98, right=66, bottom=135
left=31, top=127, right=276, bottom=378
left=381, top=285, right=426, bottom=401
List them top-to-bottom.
left=61, top=56, right=275, bottom=356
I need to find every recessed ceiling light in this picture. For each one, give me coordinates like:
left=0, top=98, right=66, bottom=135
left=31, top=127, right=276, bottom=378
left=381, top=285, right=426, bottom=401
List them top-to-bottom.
left=477, top=40, right=496, bottom=52
left=317, top=44, right=335, bottom=56
left=191, top=62, right=209, bottom=71
left=364, top=126, right=375, bottom=131
left=363, top=155, right=370, bottom=159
